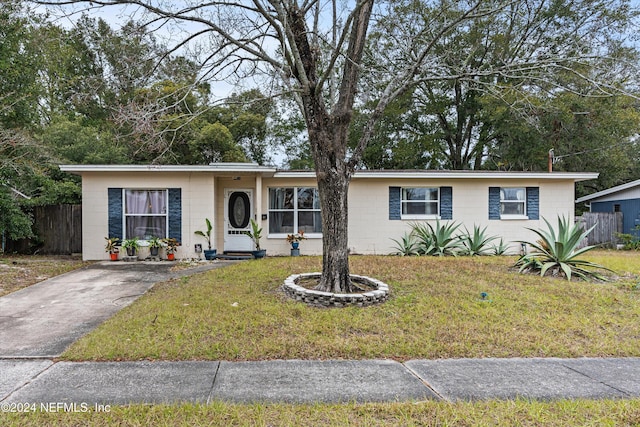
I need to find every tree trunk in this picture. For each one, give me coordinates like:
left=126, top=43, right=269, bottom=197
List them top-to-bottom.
left=306, top=110, right=354, bottom=294
left=315, top=159, right=353, bottom=294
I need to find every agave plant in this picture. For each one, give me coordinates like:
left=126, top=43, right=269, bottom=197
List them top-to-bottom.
left=514, top=216, right=612, bottom=281
left=411, top=220, right=464, bottom=256
left=459, top=225, right=499, bottom=256
left=390, top=232, right=420, bottom=256
left=491, top=238, right=510, bottom=256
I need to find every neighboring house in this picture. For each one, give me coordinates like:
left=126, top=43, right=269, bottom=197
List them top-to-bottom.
left=59, top=164, right=598, bottom=260
left=576, top=178, right=640, bottom=236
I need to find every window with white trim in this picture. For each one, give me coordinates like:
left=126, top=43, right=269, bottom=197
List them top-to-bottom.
left=269, top=187, right=322, bottom=234
left=401, top=187, right=439, bottom=219
left=500, top=187, right=526, bottom=218
left=124, top=189, right=168, bottom=239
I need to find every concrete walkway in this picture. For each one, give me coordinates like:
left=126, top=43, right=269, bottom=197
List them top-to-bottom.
left=1, top=261, right=639, bottom=405
left=1, top=358, right=639, bottom=404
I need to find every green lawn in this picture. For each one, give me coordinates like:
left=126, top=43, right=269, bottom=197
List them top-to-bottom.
left=62, top=251, right=640, bottom=361
left=4, top=399, right=640, bottom=426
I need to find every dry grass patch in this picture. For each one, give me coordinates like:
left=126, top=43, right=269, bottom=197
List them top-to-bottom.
left=62, top=252, right=640, bottom=361
left=0, top=255, right=93, bottom=297
left=3, top=399, right=640, bottom=426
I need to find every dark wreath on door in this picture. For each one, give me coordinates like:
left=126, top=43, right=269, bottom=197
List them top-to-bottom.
left=228, top=191, right=251, bottom=229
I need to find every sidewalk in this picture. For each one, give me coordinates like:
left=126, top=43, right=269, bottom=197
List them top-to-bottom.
left=1, top=357, right=639, bottom=404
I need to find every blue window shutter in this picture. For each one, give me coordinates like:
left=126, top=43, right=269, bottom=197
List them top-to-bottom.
left=440, top=186, right=453, bottom=219
left=389, top=187, right=401, bottom=220
left=488, top=187, right=501, bottom=220
left=526, top=187, right=539, bottom=220
left=108, top=188, right=123, bottom=240
left=168, top=188, right=182, bottom=242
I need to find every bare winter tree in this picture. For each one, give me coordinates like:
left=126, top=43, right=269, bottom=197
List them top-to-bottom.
left=30, top=0, right=640, bottom=293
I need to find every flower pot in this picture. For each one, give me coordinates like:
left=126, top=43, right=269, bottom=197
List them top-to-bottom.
left=291, top=242, right=299, bottom=250
left=126, top=247, right=136, bottom=257
left=150, top=247, right=159, bottom=257
left=290, top=248, right=300, bottom=257
left=204, top=249, right=217, bottom=260
left=252, top=249, right=267, bottom=259
left=110, top=252, right=118, bottom=261
left=167, top=253, right=175, bottom=261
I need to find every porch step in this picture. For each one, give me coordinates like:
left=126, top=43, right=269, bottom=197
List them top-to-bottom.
left=214, top=251, right=254, bottom=260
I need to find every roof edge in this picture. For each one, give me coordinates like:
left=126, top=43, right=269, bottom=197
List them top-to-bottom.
left=59, top=164, right=277, bottom=174
left=59, top=165, right=598, bottom=182
left=276, top=170, right=599, bottom=181
left=576, top=178, right=640, bottom=203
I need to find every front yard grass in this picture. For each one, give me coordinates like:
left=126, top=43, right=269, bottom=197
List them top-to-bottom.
left=62, top=250, right=640, bottom=361
left=4, top=399, right=640, bottom=426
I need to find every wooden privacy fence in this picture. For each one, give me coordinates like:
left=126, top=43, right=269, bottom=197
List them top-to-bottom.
left=5, top=204, right=82, bottom=255
left=575, top=212, right=623, bottom=248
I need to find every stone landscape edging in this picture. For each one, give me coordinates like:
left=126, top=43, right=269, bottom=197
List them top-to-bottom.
left=282, top=272, right=390, bottom=307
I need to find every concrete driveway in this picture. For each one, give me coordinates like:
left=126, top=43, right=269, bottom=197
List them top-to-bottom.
left=0, top=261, right=235, bottom=358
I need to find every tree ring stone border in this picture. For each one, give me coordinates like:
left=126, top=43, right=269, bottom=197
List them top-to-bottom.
left=282, top=272, right=390, bottom=307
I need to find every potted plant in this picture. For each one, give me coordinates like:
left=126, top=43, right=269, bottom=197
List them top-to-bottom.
left=195, top=218, right=217, bottom=260
left=244, top=218, right=266, bottom=259
left=286, top=230, right=306, bottom=249
left=286, top=230, right=306, bottom=256
left=148, top=236, right=162, bottom=257
left=105, top=237, right=120, bottom=261
left=122, top=237, right=140, bottom=257
left=162, top=237, right=179, bottom=261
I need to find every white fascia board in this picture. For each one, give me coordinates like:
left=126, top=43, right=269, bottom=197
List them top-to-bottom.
left=59, top=164, right=277, bottom=174
left=59, top=165, right=597, bottom=182
left=274, top=170, right=599, bottom=181
left=272, top=171, right=317, bottom=178
left=353, top=171, right=598, bottom=181
left=576, top=178, right=640, bottom=203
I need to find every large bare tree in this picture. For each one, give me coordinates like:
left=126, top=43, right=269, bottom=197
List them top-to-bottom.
left=31, top=0, right=639, bottom=293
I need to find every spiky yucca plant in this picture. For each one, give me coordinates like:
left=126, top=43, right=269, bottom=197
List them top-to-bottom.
left=515, top=216, right=612, bottom=281
left=411, top=220, right=464, bottom=256
left=459, top=225, right=498, bottom=256
left=390, top=232, right=420, bottom=256
left=491, top=238, right=510, bottom=255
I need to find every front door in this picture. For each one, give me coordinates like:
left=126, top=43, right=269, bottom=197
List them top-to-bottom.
left=224, top=189, right=254, bottom=251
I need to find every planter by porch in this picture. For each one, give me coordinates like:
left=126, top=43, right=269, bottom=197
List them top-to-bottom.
left=291, top=242, right=300, bottom=250
left=126, top=247, right=137, bottom=257
left=150, top=247, right=159, bottom=257
left=290, top=248, right=300, bottom=257
left=204, top=249, right=217, bottom=260
left=252, top=249, right=266, bottom=259
left=109, top=252, right=118, bottom=261
left=167, top=253, right=175, bottom=261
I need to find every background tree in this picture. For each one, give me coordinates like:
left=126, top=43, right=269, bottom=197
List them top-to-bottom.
left=362, top=0, right=640, bottom=171
left=0, top=1, right=40, bottom=129
left=31, top=22, right=103, bottom=125
left=219, top=90, right=274, bottom=165
left=349, top=91, right=445, bottom=169
left=269, top=97, right=313, bottom=169
left=39, top=118, right=127, bottom=164
left=189, top=122, right=247, bottom=163
left=0, top=129, right=51, bottom=243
